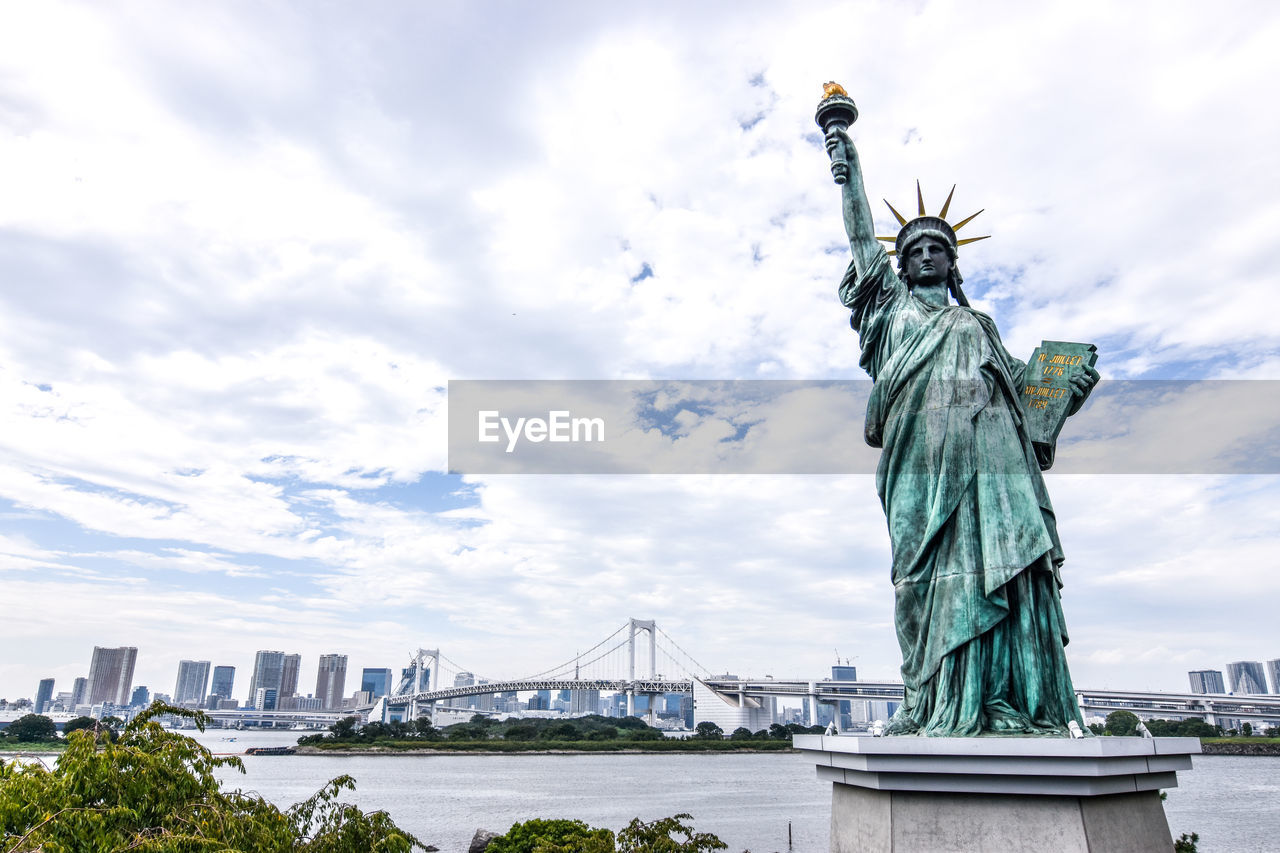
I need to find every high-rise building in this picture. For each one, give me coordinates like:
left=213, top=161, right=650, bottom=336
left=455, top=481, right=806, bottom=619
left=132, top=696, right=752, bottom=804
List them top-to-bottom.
left=86, top=646, right=138, bottom=706
left=248, top=651, right=287, bottom=703
left=280, top=654, right=301, bottom=699
left=315, top=654, right=348, bottom=709
left=174, top=660, right=211, bottom=705
left=1267, top=660, right=1280, bottom=694
left=1226, top=661, right=1268, bottom=695
left=832, top=665, right=858, bottom=729
left=210, top=666, right=235, bottom=700
left=361, top=668, right=393, bottom=698
left=1188, top=670, right=1226, bottom=694
left=71, top=677, right=88, bottom=708
left=34, top=678, right=54, bottom=714
left=130, top=685, right=150, bottom=707
left=253, top=688, right=278, bottom=711
left=571, top=689, right=600, bottom=715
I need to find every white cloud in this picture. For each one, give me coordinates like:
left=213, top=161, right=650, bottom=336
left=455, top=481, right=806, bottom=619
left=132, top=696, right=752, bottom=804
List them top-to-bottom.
left=0, top=0, right=1278, bottom=699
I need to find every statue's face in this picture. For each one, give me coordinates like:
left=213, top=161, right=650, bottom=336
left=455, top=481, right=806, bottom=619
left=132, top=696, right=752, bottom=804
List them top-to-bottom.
left=903, top=237, right=952, bottom=287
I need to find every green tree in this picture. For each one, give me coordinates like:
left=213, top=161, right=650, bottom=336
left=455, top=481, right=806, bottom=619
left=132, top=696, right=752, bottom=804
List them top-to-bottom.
left=0, top=702, right=429, bottom=851
left=1104, top=710, right=1140, bottom=736
left=5, top=714, right=57, bottom=742
left=60, top=716, right=98, bottom=736
left=329, top=716, right=360, bottom=740
left=694, top=722, right=723, bottom=740
left=1241, top=722, right=1253, bottom=736
left=767, top=723, right=790, bottom=741
left=504, top=724, right=536, bottom=741
left=623, top=727, right=664, bottom=742
left=728, top=727, right=753, bottom=741
left=617, top=814, right=727, bottom=852
left=487, top=818, right=614, bottom=853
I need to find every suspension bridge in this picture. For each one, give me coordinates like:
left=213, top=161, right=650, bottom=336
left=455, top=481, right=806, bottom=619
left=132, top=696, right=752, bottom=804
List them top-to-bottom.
left=364, top=618, right=1280, bottom=733
left=371, top=619, right=717, bottom=725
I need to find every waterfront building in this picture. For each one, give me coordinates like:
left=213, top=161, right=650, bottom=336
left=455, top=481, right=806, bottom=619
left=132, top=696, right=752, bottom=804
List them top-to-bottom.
left=86, top=646, right=137, bottom=706
left=247, top=651, right=300, bottom=703
left=248, top=651, right=284, bottom=702
left=281, top=654, right=301, bottom=699
left=315, top=654, right=348, bottom=709
left=1268, top=659, right=1280, bottom=694
left=174, top=660, right=211, bottom=705
left=1226, top=661, right=1268, bottom=695
left=210, top=665, right=235, bottom=701
left=832, top=665, right=858, bottom=730
left=361, top=667, right=393, bottom=698
left=1188, top=669, right=1226, bottom=694
left=70, top=677, right=88, bottom=708
left=34, top=678, right=54, bottom=714
left=692, top=678, right=772, bottom=732
left=475, top=679, right=493, bottom=711
left=130, top=686, right=150, bottom=707
left=254, top=687, right=278, bottom=711
left=571, top=689, right=600, bottom=715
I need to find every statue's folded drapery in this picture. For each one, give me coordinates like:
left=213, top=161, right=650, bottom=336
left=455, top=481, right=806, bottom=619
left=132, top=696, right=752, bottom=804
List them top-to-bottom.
left=841, top=250, right=1083, bottom=736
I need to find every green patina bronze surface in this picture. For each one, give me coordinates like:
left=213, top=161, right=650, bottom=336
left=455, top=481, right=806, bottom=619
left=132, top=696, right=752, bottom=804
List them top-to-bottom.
left=818, top=90, right=1099, bottom=737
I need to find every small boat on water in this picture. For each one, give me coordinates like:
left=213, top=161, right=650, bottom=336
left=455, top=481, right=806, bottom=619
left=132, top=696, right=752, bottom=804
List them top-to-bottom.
left=244, top=746, right=296, bottom=756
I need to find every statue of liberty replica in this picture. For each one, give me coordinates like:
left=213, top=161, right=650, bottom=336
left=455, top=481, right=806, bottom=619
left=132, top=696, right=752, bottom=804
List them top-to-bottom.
left=817, top=84, right=1100, bottom=737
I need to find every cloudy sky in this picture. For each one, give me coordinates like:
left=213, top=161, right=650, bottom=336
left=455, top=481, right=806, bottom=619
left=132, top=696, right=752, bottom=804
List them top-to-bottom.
left=2, top=0, right=1278, bottom=704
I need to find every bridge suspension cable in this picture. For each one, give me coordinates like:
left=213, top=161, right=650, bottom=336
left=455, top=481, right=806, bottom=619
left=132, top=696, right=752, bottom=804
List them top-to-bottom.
left=517, top=622, right=630, bottom=681
left=656, top=627, right=714, bottom=680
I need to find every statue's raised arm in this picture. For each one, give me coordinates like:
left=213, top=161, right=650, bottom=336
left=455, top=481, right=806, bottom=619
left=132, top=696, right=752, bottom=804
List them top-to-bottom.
left=816, top=84, right=881, bottom=278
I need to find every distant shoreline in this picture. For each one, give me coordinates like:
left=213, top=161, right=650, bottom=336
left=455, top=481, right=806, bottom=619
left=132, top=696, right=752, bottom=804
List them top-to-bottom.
left=294, top=744, right=798, bottom=756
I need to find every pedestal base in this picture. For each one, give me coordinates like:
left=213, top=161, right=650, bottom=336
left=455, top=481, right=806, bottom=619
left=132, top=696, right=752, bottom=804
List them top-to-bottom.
left=794, top=734, right=1199, bottom=853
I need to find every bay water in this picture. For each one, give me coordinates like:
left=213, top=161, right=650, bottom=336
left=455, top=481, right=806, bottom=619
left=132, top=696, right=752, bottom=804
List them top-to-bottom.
left=178, top=730, right=1279, bottom=852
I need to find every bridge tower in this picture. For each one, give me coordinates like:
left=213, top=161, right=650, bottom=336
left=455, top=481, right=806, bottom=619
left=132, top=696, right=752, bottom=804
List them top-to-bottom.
left=626, top=618, right=657, bottom=723
left=407, top=648, right=439, bottom=722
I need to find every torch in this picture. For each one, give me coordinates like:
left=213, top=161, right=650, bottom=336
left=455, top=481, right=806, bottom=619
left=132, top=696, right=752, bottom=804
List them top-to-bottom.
left=815, top=82, right=858, bottom=185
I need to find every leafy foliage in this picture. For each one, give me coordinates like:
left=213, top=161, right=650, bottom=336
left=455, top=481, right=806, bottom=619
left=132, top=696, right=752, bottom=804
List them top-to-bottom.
left=0, top=702, right=430, bottom=852
left=1103, top=710, right=1139, bottom=736
left=2, top=714, right=57, bottom=743
left=1129, top=717, right=1221, bottom=738
left=693, top=722, right=723, bottom=740
left=487, top=813, right=726, bottom=853
left=617, top=814, right=727, bottom=852
left=486, top=818, right=614, bottom=853
left=1174, top=831, right=1200, bottom=852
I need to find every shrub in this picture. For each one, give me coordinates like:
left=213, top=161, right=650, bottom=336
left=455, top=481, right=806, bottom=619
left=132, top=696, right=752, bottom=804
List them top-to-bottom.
left=0, top=702, right=430, bottom=852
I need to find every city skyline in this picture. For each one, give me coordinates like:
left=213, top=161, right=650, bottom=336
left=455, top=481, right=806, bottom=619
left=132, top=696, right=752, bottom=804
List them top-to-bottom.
left=2, top=3, right=1279, bottom=700
left=12, top=641, right=1280, bottom=710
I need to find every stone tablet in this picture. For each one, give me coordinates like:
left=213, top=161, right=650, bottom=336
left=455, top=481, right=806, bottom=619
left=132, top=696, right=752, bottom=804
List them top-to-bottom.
left=1020, top=340, right=1099, bottom=451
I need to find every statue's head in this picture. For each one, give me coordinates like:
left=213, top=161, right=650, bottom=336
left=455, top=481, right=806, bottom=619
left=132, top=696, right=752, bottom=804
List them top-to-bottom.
left=879, top=186, right=986, bottom=305
left=896, top=222, right=963, bottom=294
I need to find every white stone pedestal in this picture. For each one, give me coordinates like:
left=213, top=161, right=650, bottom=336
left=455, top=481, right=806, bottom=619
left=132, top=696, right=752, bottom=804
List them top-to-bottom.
left=793, top=734, right=1199, bottom=853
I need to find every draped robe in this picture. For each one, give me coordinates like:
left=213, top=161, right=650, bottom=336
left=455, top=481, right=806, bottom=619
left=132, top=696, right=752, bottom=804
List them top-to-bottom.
left=840, top=249, right=1083, bottom=736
